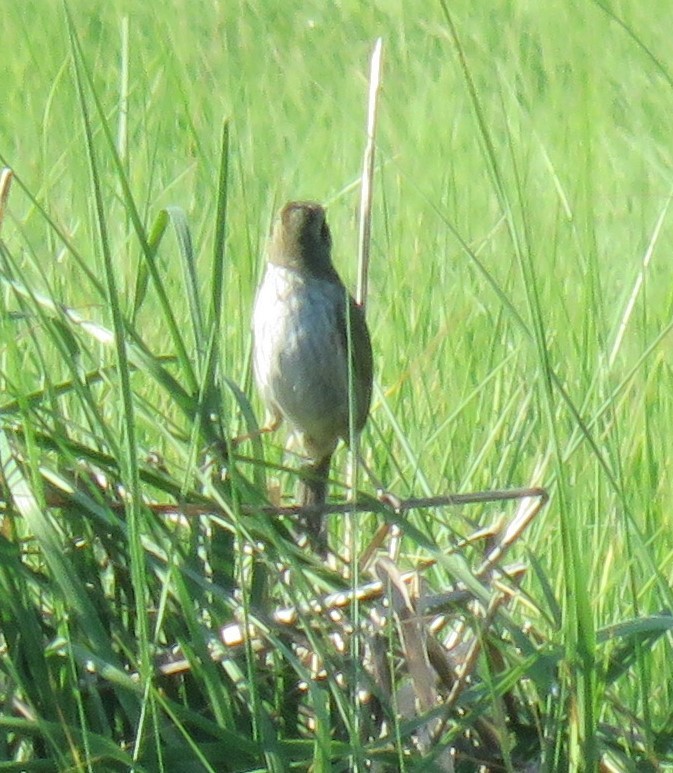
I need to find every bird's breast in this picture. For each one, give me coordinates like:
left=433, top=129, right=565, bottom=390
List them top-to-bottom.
left=252, top=264, right=351, bottom=459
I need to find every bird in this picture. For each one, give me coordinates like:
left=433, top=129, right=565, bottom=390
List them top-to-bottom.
left=252, top=201, right=373, bottom=549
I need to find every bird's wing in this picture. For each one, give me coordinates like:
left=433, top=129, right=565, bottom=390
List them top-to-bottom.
left=337, top=294, right=373, bottom=434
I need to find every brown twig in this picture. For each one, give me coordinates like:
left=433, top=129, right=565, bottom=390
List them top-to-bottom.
left=16, top=483, right=547, bottom=524
left=138, top=484, right=548, bottom=519
left=220, top=560, right=528, bottom=651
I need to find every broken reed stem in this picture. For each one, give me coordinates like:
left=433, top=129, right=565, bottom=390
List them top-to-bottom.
left=439, top=591, right=510, bottom=724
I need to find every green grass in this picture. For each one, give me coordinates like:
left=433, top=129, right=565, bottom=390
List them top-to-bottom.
left=2, top=0, right=673, bottom=770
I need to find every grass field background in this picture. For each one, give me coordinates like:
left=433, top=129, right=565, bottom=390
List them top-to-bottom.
left=2, top=1, right=673, bottom=770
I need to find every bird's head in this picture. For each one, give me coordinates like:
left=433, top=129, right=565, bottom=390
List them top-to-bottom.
left=268, top=201, right=336, bottom=277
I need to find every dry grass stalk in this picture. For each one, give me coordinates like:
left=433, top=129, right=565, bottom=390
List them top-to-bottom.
left=0, top=167, right=13, bottom=238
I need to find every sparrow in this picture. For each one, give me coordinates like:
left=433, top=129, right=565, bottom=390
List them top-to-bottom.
left=252, top=201, right=373, bottom=548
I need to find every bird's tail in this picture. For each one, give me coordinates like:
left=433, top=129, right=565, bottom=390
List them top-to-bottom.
left=296, top=454, right=332, bottom=553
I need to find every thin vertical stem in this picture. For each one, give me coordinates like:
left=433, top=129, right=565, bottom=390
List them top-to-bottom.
left=356, top=37, right=383, bottom=310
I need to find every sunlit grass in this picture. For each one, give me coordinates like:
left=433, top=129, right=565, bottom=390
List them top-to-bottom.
left=2, top=0, right=673, bottom=769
